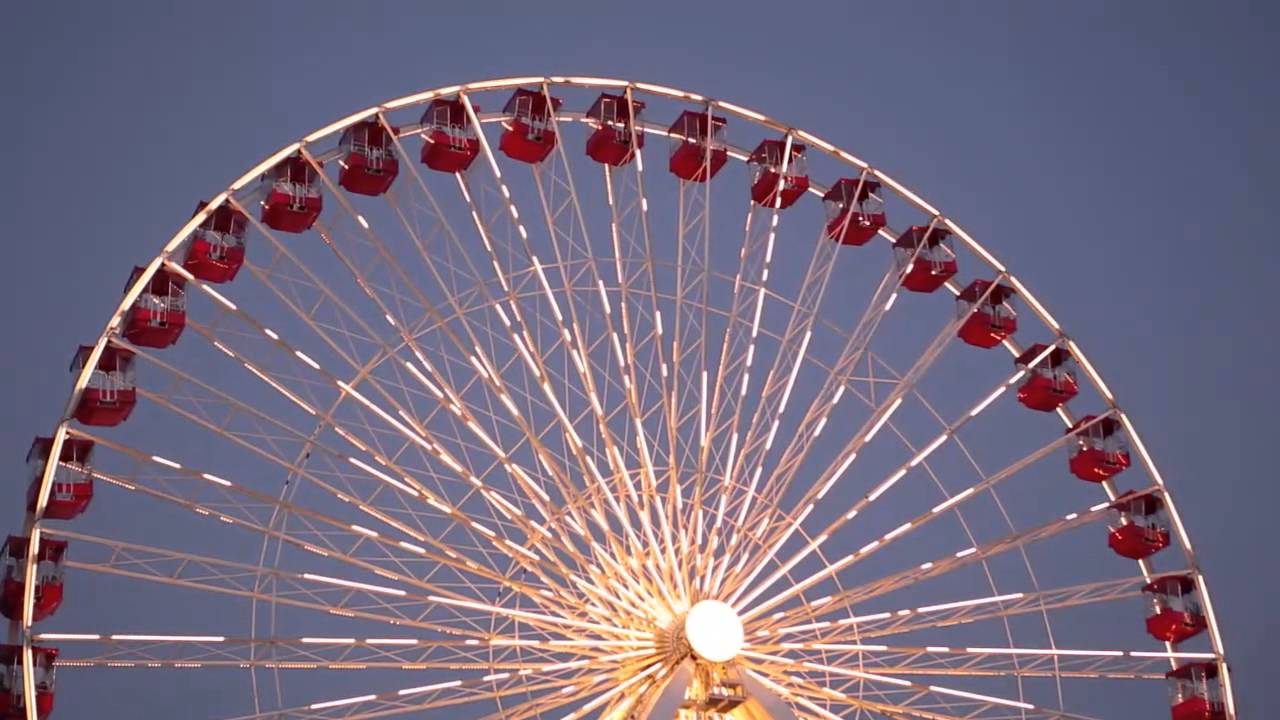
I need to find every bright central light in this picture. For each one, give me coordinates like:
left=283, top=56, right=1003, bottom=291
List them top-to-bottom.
left=684, top=599, right=744, bottom=663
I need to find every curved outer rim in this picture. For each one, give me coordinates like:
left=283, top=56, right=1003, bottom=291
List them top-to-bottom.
left=16, top=75, right=1236, bottom=719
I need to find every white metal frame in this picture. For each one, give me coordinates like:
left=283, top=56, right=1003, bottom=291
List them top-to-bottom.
left=12, top=76, right=1234, bottom=720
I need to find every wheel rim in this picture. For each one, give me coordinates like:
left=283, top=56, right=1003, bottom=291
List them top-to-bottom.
left=10, top=76, right=1234, bottom=720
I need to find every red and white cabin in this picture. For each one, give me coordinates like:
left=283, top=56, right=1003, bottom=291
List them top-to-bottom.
left=499, top=88, right=563, bottom=165
left=585, top=93, right=645, bottom=167
left=420, top=99, right=480, bottom=174
left=668, top=110, right=728, bottom=182
left=338, top=120, right=399, bottom=196
left=747, top=139, right=809, bottom=208
left=261, top=155, right=322, bottom=233
left=823, top=178, right=886, bottom=245
left=183, top=201, right=247, bottom=283
left=894, top=225, right=958, bottom=293
left=122, top=266, right=187, bottom=349
left=955, top=279, right=1017, bottom=348
left=1015, top=344, right=1079, bottom=412
left=71, top=345, right=136, bottom=427
left=1066, top=415, right=1131, bottom=482
left=26, top=437, right=94, bottom=521
left=1108, top=490, right=1171, bottom=560
left=1, top=536, right=66, bottom=623
left=1143, top=575, right=1208, bottom=644
left=1, top=645, right=57, bottom=719
left=1167, top=662, right=1227, bottom=720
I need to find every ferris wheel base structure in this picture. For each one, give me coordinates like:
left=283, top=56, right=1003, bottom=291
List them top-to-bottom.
left=4, top=75, right=1234, bottom=720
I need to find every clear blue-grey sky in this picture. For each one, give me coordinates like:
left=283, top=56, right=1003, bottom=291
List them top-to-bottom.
left=1, top=1, right=1275, bottom=717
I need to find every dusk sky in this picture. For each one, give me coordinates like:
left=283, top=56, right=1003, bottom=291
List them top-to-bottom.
left=2, top=2, right=1275, bottom=718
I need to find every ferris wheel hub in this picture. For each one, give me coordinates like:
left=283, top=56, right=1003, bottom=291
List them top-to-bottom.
left=683, top=599, right=744, bottom=663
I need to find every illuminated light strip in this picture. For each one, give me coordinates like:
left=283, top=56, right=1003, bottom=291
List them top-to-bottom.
left=466, top=76, right=543, bottom=90
left=565, top=76, right=628, bottom=86
left=635, top=82, right=703, bottom=100
left=715, top=99, right=766, bottom=121
left=302, top=107, right=378, bottom=143
left=794, top=129, right=835, bottom=153
left=531, top=255, right=564, bottom=322
left=1008, top=275, right=1060, bottom=330
left=596, top=279, right=611, bottom=315
left=199, top=284, right=237, bottom=311
left=1068, top=339, right=1114, bottom=401
left=294, top=350, right=320, bottom=370
left=402, top=358, right=443, bottom=398
left=244, top=363, right=315, bottom=415
left=336, top=381, right=434, bottom=455
left=968, top=385, right=1007, bottom=417
left=863, top=398, right=902, bottom=442
left=908, top=434, right=947, bottom=467
left=150, top=455, right=181, bottom=469
left=348, top=457, right=419, bottom=496
left=866, top=468, right=907, bottom=504
left=200, top=472, right=232, bottom=487
left=931, top=487, right=974, bottom=514
left=883, top=522, right=913, bottom=541
left=349, top=525, right=378, bottom=538
left=397, top=540, right=426, bottom=554
left=954, top=546, right=978, bottom=558
left=302, top=573, right=407, bottom=597
left=916, top=592, right=1023, bottom=613
left=838, top=612, right=892, bottom=625
left=35, top=633, right=100, bottom=641
left=109, top=634, right=226, bottom=642
left=301, top=637, right=356, bottom=644
left=366, top=638, right=417, bottom=646
left=1131, top=650, right=1217, bottom=659
left=398, top=679, right=463, bottom=696
left=927, top=685, right=1034, bottom=710
left=309, top=694, right=377, bottom=710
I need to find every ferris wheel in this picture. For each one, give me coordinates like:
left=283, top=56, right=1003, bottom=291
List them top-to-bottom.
left=3, top=76, right=1236, bottom=720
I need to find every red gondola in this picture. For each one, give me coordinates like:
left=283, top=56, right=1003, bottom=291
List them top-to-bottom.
left=499, top=89, right=563, bottom=165
left=585, top=93, right=645, bottom=167
left=420, top=99, right=480, bottom=174
left=668, top=110, right=727, bottom=182
left=338, top=120, right=399, bottom=196
left=747, top=139, right=808, bottom=208
left=261, top=155, right=322, bottom=233
left=823, top=178, right=886, bottom=245
left=183, top=201, right=247, bottom=283
left=893, top=226, right=958, bottom=293
left=122, top=266, right=186, bottom=349
left=955, top=280, right=1017, bottom=348
left=1015, top=344, right=1079, bottom=412
left=71, top=345, right=136, bottom=427
left=1067, top=415, right=1131, bottom=482
left=25, top=437, right=94, bottom=521
left=1108, top=491, right=1171, bottom=560
left=1, top=536, right=66, bottom=623
left=1143, top=575, right=1208, bottom=644
left=1, top=645, right=57, bottom=719
left=1167, top=663, right=1227, bottom=720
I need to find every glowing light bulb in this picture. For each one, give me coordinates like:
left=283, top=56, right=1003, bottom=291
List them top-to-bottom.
left=685, top=599, right=744, bottom=663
